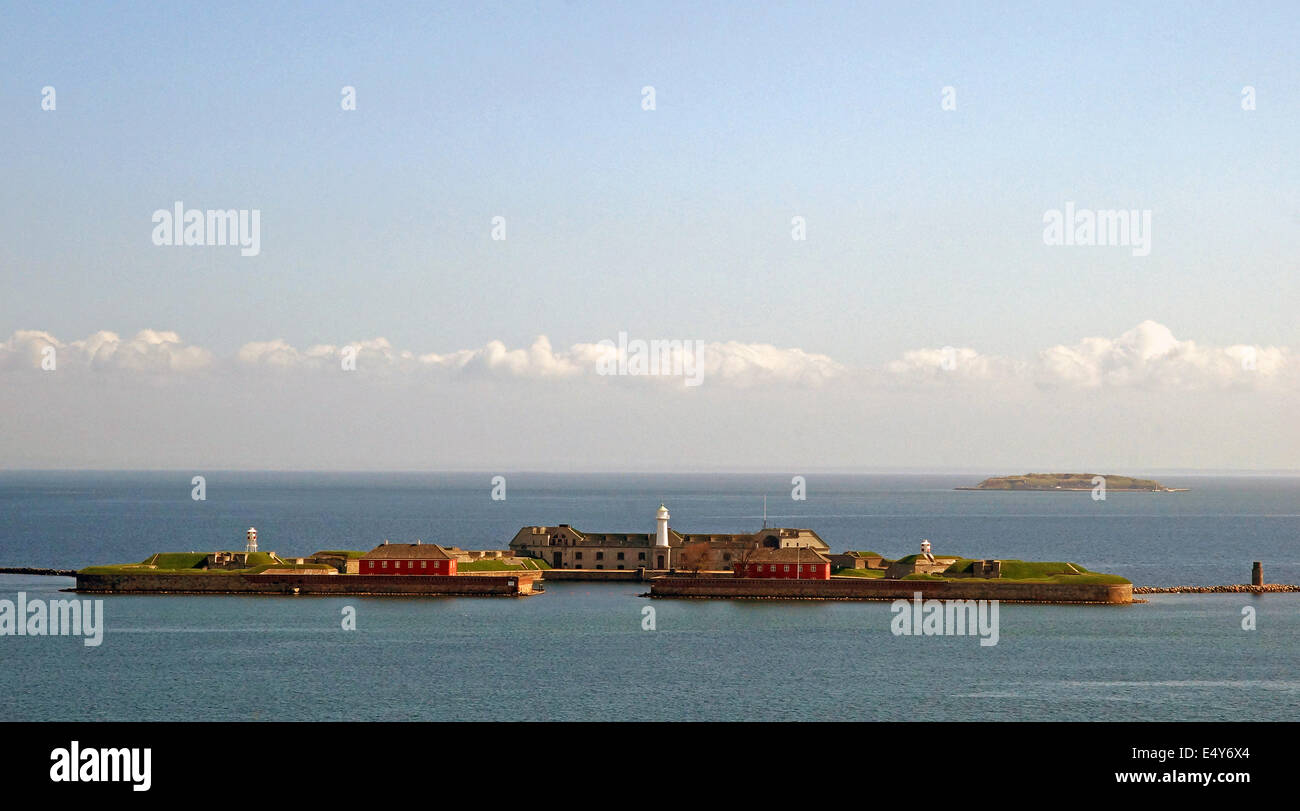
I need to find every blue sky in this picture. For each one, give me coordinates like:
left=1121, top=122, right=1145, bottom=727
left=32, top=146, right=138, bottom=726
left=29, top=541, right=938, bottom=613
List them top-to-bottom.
left=2, top=1, right=1298, bottom=469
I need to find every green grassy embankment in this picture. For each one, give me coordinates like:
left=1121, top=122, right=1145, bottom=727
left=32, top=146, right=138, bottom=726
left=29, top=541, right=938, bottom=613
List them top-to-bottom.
left=79, top=551, right=332, bottom=576
left=457, top=558, right=549, bottom=572
left=940, top=558, right=1130, bottom=584
left=457, top=561, right=543, bottom=574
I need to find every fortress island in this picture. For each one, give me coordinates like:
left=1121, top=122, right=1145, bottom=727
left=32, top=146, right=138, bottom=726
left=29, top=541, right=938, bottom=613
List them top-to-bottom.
left=956, top=473, right=1187, bottom=492
left=68, top=508, right=1135, bottom=604
left=73, top=528, right=546, bottom=597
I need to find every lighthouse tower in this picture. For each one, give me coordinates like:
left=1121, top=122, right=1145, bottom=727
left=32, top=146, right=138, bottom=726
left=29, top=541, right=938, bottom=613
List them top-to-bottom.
left=654, top=503, right=670, bottom=570
left=246, top=527, right=259, bottom=554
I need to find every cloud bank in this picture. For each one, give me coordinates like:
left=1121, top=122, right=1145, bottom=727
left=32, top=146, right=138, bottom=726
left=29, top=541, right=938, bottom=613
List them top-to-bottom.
left=1, top=321, right=1291, bottom=390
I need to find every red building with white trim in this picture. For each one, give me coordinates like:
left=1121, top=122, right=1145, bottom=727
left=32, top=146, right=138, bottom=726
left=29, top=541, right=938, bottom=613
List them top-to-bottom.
left=359, top=542, right=458, bottom=575
left=735, top=547, right=832, bottom=580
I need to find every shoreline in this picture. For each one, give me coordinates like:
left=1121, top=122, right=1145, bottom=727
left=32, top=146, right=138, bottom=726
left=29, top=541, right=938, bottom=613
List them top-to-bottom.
left=9, top=568, right=1299, bottom=601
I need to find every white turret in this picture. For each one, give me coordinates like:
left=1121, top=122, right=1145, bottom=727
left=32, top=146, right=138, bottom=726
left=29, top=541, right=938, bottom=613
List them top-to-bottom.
left=656, top=503, right=670, bottom=547
left=246, top=527, right=259, bottom=554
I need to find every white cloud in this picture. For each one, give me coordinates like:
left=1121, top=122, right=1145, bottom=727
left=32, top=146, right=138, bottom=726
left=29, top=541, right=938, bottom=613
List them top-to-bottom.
left=1032, top=320, right=1289, bottom=389
left=883, top=321, right=1292, bottom=390
left=0, top=329, right=213, bottom=372
left=417, top=336, right=598, bottom=378
left=237, top=337, right=399, bottom=371
left=696, top=341, right=843, bottom=386
left=885, top=346, right=1025, bottom=383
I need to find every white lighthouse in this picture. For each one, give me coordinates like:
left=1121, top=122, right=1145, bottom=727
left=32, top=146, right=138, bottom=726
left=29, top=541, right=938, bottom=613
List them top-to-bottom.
left=656, top=503, right=670, bottom=547
left=246, top=527, right=259, bottom=554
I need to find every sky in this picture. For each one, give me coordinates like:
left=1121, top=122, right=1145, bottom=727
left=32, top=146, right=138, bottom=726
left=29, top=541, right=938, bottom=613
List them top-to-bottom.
left=1, top=1, right=1298, bottom=471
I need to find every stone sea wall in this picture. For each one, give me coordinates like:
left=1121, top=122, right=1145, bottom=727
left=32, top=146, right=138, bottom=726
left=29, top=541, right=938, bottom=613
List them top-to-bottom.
left=539, top=569, right=647, bottom=582
left=75, top=572, right=538, bottom=596
left=649, top=576, right=1132, bottom=604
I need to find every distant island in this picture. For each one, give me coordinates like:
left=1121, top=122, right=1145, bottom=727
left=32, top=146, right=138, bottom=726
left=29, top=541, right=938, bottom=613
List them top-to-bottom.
left=957, top=473, right=1187, bottom=492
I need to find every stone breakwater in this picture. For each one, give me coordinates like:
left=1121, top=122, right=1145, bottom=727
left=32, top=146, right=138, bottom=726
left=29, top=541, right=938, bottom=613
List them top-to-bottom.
left=0, top=567, right=77, bottom=577
left=1134, top=584, right=1300, bottom=594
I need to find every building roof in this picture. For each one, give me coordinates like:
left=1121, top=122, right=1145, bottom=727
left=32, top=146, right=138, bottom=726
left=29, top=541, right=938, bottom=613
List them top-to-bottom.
left=510, top=525, right=829, bottom=550
left=361, top=542, right=456, bottom=560
left=745, top=547, right=832, bottom=564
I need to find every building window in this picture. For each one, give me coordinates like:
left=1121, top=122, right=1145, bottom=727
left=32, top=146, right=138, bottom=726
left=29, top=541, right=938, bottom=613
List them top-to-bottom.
left=575, top=552, right=583, bottom=560
left=596, top=552, right=604, bottom=560
left=617, top=552, right=625, bottom=561
left=638, top=552, right=646, bottom=560
left=723, top=553, right=731, bottom=562
left=421, top=561, right=427, bottom=569
left=596, top=565, right=603, bottom=570
left=617, top=565, right=624, bottom=570
left=784, top=565, right=790, bottom=572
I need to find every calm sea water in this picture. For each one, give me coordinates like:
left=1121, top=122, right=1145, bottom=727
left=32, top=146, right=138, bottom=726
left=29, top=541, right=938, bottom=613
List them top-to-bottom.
left=1, top=471, right=1298, bottom=721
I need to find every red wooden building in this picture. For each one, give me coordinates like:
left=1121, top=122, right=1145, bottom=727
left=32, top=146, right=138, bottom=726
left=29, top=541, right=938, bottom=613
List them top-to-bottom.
left=359, top=542, right=458, bottom=575
left=734, top=547, right=832, bottom=580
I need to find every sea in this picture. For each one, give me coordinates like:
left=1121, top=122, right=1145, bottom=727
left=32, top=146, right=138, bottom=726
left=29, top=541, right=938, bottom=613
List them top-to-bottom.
left=1, top=471, right=1297, bottom=722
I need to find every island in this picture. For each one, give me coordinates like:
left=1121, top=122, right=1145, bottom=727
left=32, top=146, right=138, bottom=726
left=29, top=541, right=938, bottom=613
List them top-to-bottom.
left=956, top=473, right=1186, bottom=492
left=648, top=539, right=1134, bottom=604
left=74, top=541, right=546, bottom=597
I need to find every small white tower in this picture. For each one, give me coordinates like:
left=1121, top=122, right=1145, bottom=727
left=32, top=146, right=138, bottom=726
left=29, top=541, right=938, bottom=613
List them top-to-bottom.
left=655, top=503, right=670, bottom=547
left=246, top=527, right=259, bottom=554
left=920, top=538, right=933, bottom=562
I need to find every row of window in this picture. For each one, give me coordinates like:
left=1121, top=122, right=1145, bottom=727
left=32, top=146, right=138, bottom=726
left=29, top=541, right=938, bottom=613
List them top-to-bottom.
left=557, top=551, right=737, bottom=562
left=572, top=551, right=646, bottom=561
left=367, top=560, right=445, bottom=569
left=746, top=564, right=823, bottom=572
